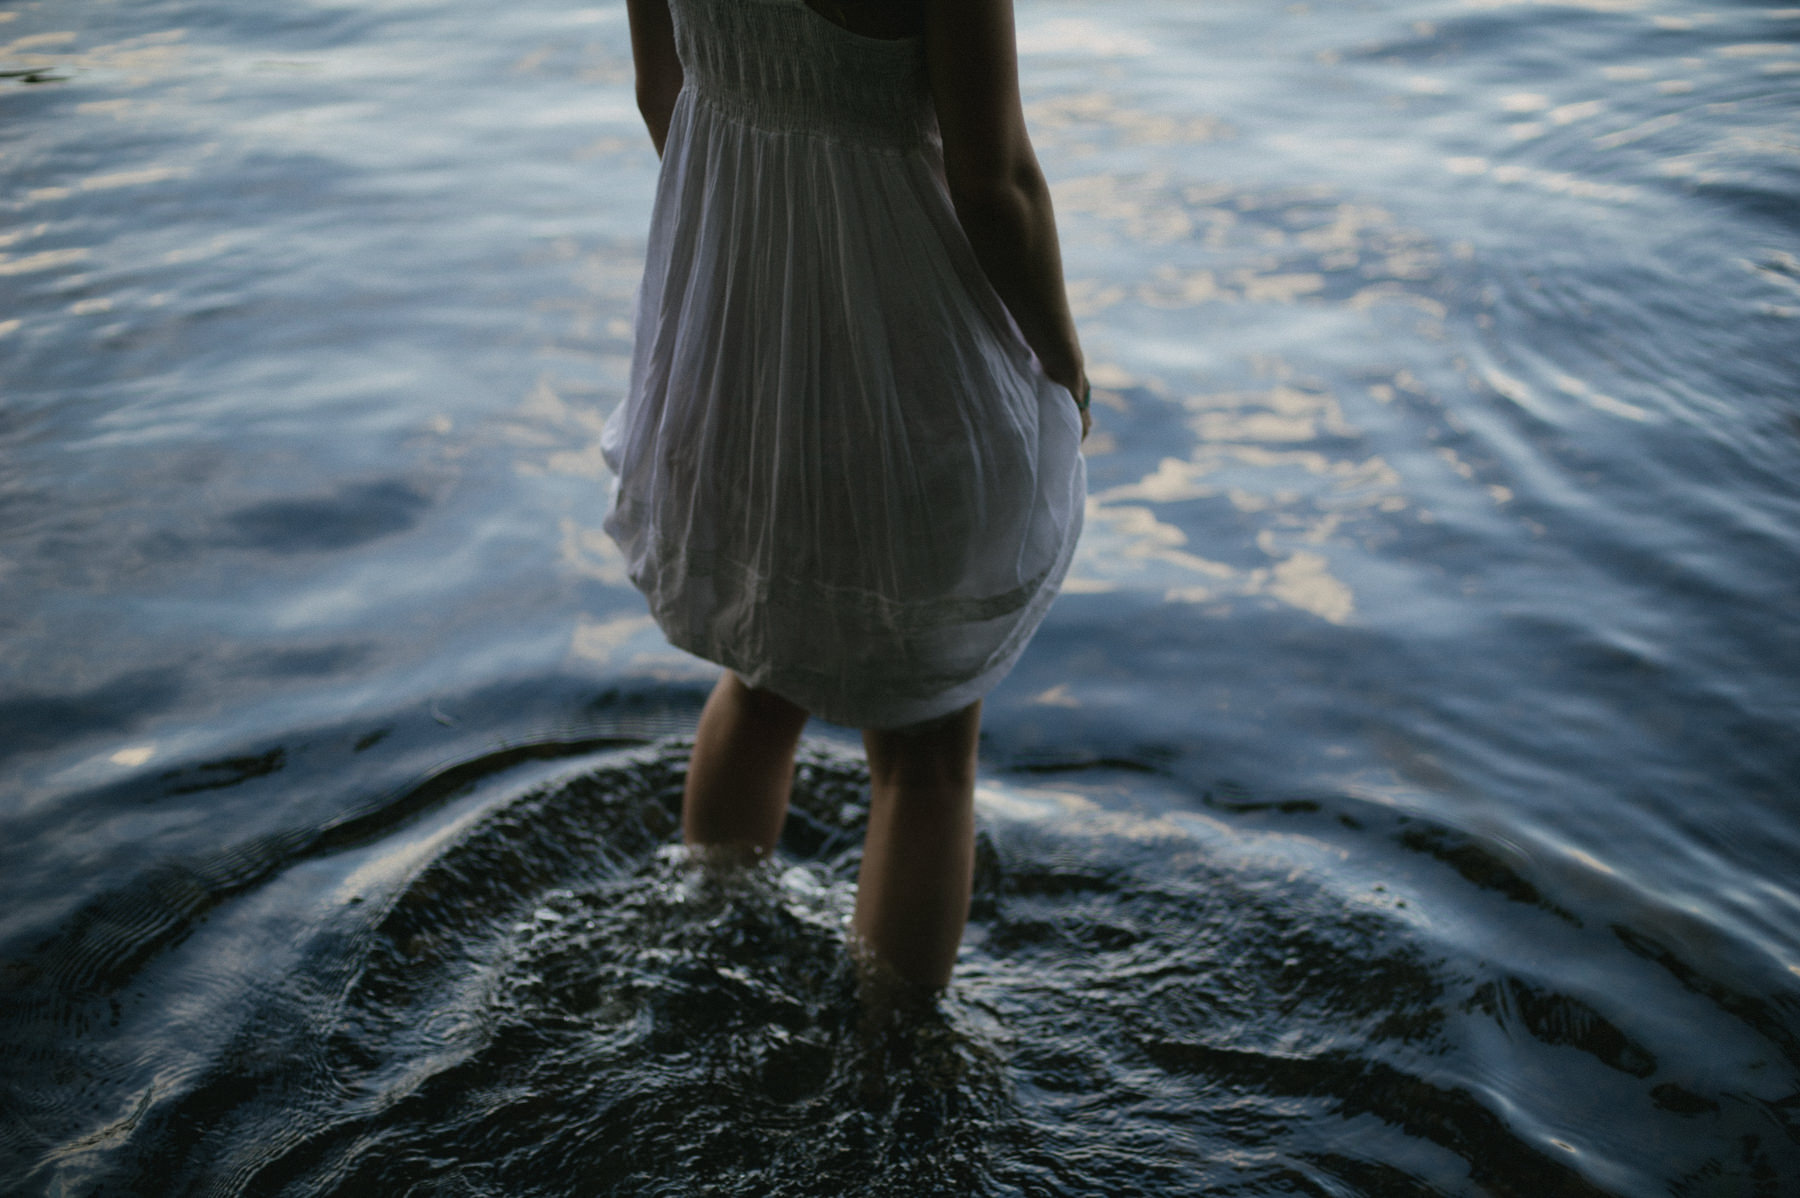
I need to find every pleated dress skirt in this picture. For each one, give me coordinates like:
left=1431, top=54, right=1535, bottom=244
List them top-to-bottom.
left=601, top=0, right=1086, bottom=729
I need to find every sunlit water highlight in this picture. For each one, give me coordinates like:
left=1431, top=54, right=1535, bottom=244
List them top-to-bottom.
left=2, top=0, right=1798, bottom=1193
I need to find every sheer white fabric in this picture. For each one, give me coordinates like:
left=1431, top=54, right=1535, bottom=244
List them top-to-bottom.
left=602, top=0, right=1086, bottom=728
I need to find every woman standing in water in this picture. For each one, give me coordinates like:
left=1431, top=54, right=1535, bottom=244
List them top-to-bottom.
left=603, top=0, right=1090, bottom=986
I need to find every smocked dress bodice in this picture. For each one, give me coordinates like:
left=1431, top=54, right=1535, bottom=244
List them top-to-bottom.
left=673, top=0, right=936, bottom=147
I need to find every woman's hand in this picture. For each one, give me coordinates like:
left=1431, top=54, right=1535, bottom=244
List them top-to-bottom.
left=1052, top=366, right=1091, bottom=442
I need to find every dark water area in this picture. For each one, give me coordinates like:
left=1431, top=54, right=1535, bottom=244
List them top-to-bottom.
left=3, top=0, right=1799, bottom=1193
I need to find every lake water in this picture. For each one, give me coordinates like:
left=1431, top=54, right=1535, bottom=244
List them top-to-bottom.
left=3, top=0, right=1798, bottom=1193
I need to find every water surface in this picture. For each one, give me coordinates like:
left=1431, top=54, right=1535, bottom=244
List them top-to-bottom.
left=3, top=0, right=1799, bottom=1193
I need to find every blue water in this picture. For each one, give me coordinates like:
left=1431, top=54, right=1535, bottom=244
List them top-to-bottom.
left=3, top=1, right=1798, bottom=1193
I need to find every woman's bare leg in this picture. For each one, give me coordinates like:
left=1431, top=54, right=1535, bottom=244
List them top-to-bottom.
left=682, top=671, right=810, bottom=855
left=853, top=701, right=983, bottom=987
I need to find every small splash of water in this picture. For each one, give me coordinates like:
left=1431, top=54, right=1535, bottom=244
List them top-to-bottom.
left=38, top=745, right=1010, bottom=1196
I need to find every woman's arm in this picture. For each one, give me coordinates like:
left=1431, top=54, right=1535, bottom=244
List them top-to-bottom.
left=627, top=0, right=683, bottom=156
left=923, top=0, right=1088, bottom=437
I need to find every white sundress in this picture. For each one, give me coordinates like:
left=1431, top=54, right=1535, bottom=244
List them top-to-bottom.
left=601, top=0, right=1086, bottom=729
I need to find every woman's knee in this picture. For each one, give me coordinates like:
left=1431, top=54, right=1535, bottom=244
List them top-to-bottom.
left=726, top=672, right=809, bottom=727
left=864, top=701, right=981, bottom=793
left=868, top=757, right=976, bottom=801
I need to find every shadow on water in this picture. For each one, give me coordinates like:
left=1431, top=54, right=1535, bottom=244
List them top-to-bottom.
left=220, top=481, right=433, bottom=555
left=6, top=737, right=1794, bottom=1196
